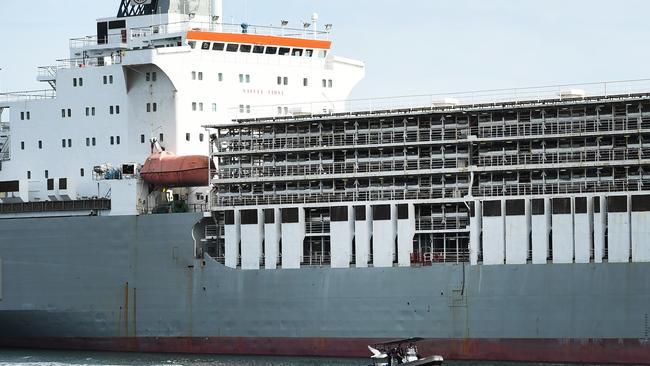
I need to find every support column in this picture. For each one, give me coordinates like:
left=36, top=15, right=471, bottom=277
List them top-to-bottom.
left=607, top=195, right=630, bottom=263
left=631, top=195, right=650, bottom=262
left=593, top=196, right=606, bottom=263
left=552, top=197, right=574, bottom=264
left=573, top=197, right=592, bottom=264
left=531, top=198, right=550, bottom=264
left=505, top=199, right=528, bottom=264
left=482, top=200, right=505, bottom=265
left=469, top=201, right=482, bottom=265
left=397, top=203, right=415, bottom=267
left=372, top=204, right=396, bottom=268
left=354, top=205, right=372, bottom=268
left=330, top=206, right=354, bottom=268
left=281, top=207, right=305, bottom=269
left=264, top=208, right=281, bottom=269
left=240, top=209, right=264, bottom=270
left=224, top=210, right=240, bottom=269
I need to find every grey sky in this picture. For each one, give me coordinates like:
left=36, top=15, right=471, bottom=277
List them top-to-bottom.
left=0, top=0, right=649, bottom=100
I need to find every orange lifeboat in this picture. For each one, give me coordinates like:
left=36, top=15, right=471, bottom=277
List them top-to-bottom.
left=141, top=152, right=210, bottom=187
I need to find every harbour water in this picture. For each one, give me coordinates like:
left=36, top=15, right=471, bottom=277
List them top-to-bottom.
left=0, top=349, right=592, bottom=366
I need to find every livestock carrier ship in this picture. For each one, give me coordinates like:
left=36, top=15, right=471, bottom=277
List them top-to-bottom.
left=2, top=0, right=650, bottom=364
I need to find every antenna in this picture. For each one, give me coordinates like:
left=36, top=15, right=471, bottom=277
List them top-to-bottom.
left=311, top=13, right=319, bottom=39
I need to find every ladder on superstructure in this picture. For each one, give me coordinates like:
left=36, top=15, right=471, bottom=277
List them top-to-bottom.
left=0, top=120, right=10, bottom=165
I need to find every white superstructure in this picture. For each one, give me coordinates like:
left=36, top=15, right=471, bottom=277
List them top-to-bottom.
left=0, top=0, right=365, bottom=214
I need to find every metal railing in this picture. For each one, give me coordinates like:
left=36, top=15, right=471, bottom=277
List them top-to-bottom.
left=69, top=20, right=330, bottom=49
left=223, top=79, right=650, bottom=122
left=0, top=90, right=56, bottom=105
left=472, top=179, right=650, bottom=198
left=213, top=188, right=470, bottom=207
left=0, top=199, right=111, bottom=214
left=411, top=250, right=471, bottom=265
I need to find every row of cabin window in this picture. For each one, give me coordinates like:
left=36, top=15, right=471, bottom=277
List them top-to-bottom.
left=190, top=41, right=327, bottom=59
left=192, top=71, right=225, bottom=81
left=145, top=72, right=158, bottom=82
left=69, top=75, right=114, bottom=88
left=192, top=102, right=219, bottom=112
left=62, top=106, right=120, bottom=118
left=19, top=133, right=207, bottom=151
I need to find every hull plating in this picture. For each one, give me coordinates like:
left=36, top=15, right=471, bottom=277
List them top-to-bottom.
left=1, top=213, right=650, bottom=364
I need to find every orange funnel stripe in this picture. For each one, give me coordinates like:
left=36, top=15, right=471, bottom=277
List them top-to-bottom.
left=187, top=31, right=332, bottom=50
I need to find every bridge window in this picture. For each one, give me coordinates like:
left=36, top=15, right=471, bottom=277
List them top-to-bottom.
left=188, top=41, right=196, bottom=49
left=201, top=42, right=211, bottom=50
left=212, top=42, right=225, bottom=51
left=226, top=44, right=239, bottom=52
left=240, top=44, right=252, bottom=53
left=253, top=45, right=264, bottom=54
left=265, top=46, right=277, bottom=55
left=278, top=47, right=290, bottom=56
left=292, top=48, right=303, bottom=56
left=305, top=49, right=314, bottom=57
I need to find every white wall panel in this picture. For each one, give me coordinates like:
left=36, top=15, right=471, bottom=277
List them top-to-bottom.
left=631, top=195, right=650, bottom=262
left=593, top=196, right=606, bottom=263
left=608, top=196, right=630, bottom=263
left=573, top=197, right=591, bottom=264
left=531, top=198, right=549, bottom=264
left=552, top=198, right=573, bottom=264
left=505, top=199, right=528, bottom=265
left=482, top=200, right=504, bottom=266
left=469, top=201, right=482, bottom=266
left=397, top=204, right=415, bottom=267
left=355, top=205, right=372, bottom=268
left=372, top=205, right=396, bottom=268
left=330, top=206, right=355, bottom=268
left=264, top=208, right=281, bottom=269
left=281, top=208, right=305, bottom=269
left=240, top=209, right=264, bottom=270
left=224, top=210, right=240, bottom=269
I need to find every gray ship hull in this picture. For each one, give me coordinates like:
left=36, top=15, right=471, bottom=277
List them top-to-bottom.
left=1, top=213, right=650, bottom=364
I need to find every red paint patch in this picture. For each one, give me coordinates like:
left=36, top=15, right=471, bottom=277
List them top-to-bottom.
left=1, top=337, right=649, bottom=364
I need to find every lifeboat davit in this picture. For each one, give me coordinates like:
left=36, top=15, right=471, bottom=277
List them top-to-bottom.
left=141, top=152, right=210, bottom=187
